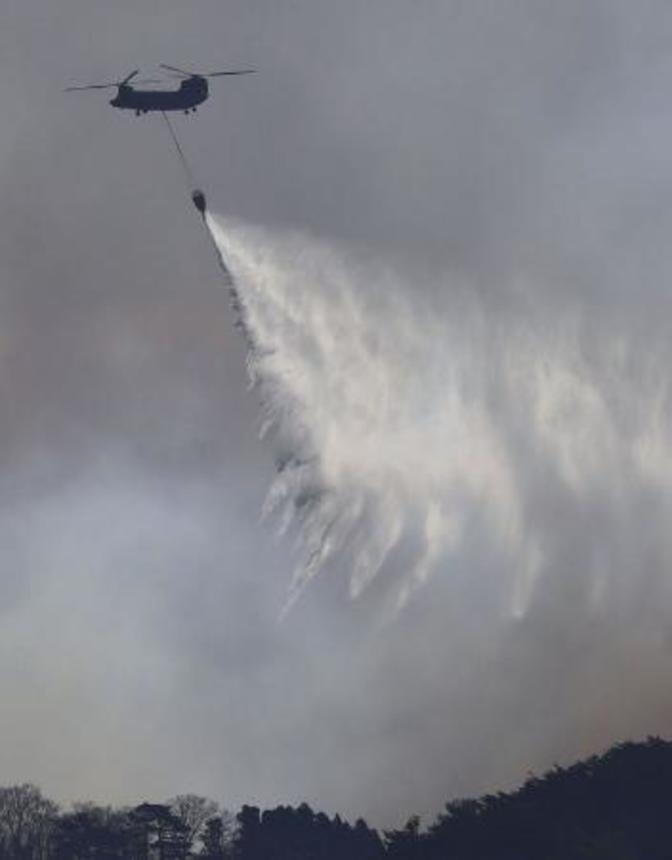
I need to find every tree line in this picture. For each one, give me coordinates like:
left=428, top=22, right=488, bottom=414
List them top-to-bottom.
left=0, top=737, right=670, bottom=858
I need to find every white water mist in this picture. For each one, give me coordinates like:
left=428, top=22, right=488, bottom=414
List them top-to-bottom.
left=208, top=215, right=672, bottom=618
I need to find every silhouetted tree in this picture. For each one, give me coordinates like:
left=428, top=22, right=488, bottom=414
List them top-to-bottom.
left=1, top=737, right=672, bottom=859
left=408, top=737, right=672, bottom=860
left=0, top=784, right=57, bottom=860
left=169, top=796, right=219, bottom=851
left=233, top=802, right=383, bottom=860
left=50, top=803, right=131, bottom=859
left=129, top=803, right=190, bottom=860
left=232, top=806, right=260, bottom=860
left=199, top=812, right=235, bottom=859
left=384, top=816, right=426, bottom=860
left=200, top=817, right=223, bottom=859
left=352, top=817, right=385, bottom=859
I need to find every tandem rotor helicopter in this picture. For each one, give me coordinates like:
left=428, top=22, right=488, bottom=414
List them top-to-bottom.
left=65, top=64, right=255, bottom=116
left=66, top=64, right=255, bottom=216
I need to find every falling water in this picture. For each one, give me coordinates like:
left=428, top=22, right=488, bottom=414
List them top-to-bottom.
left=206, top=214, right=672, bottom=618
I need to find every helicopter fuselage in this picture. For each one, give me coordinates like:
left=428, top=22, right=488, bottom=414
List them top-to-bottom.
left=110, top=77, right=209, bottom=114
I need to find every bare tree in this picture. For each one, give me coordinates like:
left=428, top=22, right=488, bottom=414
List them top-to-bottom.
left=0, top=784, right=58, bottom=859
left=169, top=796, right=219, bottom=851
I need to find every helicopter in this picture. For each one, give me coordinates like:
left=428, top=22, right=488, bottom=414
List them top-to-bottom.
left=65, top=65, right=255, bottom=115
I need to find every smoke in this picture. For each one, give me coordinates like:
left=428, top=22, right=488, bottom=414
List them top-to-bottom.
left=207, top=215, right=672, bottom=623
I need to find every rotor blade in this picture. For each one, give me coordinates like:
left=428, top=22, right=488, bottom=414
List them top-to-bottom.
left=160, top=64, right=194, bottom=78
left=122, top=69, right=140, bottom=85
left=207, top=70, right=256, bottom=77
left=64, top=83, right=117, bottom=91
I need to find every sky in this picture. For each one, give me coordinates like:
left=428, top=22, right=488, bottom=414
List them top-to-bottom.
left=1, top=0, right=672, bottom=828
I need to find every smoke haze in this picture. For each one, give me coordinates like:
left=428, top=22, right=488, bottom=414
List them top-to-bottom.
left=1, top=0, right=672, bottom=831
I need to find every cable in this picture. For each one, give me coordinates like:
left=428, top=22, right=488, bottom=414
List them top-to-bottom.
left=160, top=111, right=196, bottom=190
left=159, top=113, right=249, bottom=343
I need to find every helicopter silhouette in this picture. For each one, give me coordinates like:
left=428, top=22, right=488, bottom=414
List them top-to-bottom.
left=65, top=65, right=255, bottom=116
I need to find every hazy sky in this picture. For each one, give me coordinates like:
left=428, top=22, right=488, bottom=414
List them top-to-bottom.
left=2, top=0, right=672, bottom=828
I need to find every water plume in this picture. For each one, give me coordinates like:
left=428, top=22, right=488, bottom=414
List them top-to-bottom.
left=207, top=215, right=672, bottom=618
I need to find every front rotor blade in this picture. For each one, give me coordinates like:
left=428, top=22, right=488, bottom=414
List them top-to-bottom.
left=160, top=63, right=193, bottom=77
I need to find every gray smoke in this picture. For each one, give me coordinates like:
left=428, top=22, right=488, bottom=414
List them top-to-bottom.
left=2, top=0, right=672, bottom=832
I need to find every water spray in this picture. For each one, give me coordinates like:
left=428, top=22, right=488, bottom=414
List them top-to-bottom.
left=159, top=112, right=672, bottom=622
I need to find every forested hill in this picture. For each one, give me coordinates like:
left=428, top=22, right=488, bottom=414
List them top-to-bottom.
left=385, top=736, right=672, bottom=859
left=0, top=737, right=670, bottom=857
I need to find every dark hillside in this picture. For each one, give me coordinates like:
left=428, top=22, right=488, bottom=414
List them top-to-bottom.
left=1, top=738, right=671, bottom=857
left=385, top=738, right=672, bottom=860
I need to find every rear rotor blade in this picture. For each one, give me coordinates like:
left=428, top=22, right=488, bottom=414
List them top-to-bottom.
left=65, top=69, right=141, bottom=92
left=121, top=69, right=140, bottom=85
left=207, top=70, right=256, bottom=76
left=64, top=83, right=117, bottom=91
